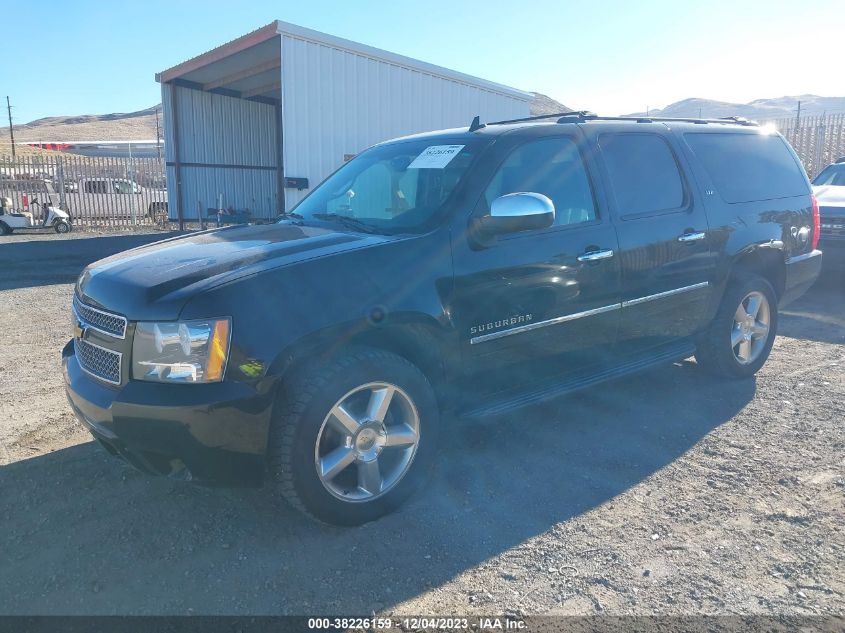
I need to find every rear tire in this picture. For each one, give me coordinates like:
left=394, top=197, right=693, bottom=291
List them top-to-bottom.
left=0, top=221, right=9, bottom=236
left=695, top=272, right=778, bottom=378
left=267, top=348, right=439, bottom=526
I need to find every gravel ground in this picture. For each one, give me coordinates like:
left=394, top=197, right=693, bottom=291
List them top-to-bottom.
left=0, top=232, right=842, bottom=617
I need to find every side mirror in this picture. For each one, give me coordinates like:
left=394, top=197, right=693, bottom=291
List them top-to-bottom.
left=471, top=192, right=555, bottom=245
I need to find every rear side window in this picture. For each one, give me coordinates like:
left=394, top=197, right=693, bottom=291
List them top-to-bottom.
left=684, top=132, right=808, bottom=203
left=599, top=133, right=685, bottom=217
left=483, top=137, right=596, bottom=227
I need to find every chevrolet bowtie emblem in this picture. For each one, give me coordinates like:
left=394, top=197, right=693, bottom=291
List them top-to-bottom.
left=74, top=320, right=86, bottom=340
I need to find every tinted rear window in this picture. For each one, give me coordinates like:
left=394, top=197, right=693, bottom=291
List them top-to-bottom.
left=684, top=132, right=808, bottom=203
left=599, top=133, right=685, bottom=216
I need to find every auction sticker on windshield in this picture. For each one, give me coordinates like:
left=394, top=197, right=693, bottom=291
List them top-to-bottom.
left=408, top=145, right=465, bottom=169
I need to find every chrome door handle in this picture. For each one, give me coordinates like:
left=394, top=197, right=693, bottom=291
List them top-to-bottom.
left=678, top=231, right=706, bottom=243
left=577, top=249, right=614, bottom=262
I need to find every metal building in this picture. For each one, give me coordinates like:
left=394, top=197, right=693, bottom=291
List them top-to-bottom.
left=156, top=20, right=531, bottom=225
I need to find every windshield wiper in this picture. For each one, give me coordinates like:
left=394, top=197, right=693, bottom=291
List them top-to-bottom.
left=277, top=211, right=305, bottom=224
left=312, top=213, right=381, bottom=234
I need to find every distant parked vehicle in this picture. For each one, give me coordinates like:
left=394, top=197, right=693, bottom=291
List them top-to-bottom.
left=812, top=159, right=845, bottom=269
left=64, top=177, right=167, bottom=219
left=79, top=177, right=141, bottom=194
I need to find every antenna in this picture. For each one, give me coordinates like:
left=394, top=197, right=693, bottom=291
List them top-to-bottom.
left=468, top=115, right=485, bottom=132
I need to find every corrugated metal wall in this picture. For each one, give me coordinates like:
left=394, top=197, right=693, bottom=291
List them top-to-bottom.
left=279, top=34, right=530, bottom=207
left=162, top=82, right=280, bottom=221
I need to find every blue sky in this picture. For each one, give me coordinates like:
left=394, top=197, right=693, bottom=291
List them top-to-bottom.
left=3, top=0, right=843, bottom=125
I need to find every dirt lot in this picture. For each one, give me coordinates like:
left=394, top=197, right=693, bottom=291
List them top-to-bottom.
left=0, top=232, right=842, bottom=617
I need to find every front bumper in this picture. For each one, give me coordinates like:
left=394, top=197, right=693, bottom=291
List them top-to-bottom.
left=781, top=249, right=823, bottom=306
left=62, top=340, right=274, bottom=486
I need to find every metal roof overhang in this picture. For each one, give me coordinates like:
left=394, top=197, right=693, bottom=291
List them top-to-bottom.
left=155, top=20, right=532, bottom=106
left=155, top=23, right=282, bottom=104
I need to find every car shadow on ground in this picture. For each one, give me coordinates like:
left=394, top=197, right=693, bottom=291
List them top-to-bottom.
left=0, top=233, right=182, bottom=291
left=779, top=272, right=844, bottom=346
left=0, top=360, right=755, bottom=615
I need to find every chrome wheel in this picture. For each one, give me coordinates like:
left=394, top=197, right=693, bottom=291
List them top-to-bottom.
left=731, top=290, right=771, bottom=365
left=315, top=382, right=420, bottom=502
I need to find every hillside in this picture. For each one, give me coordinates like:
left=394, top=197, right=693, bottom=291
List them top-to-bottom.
left=529, top=92, right=571, bottom=116
left=1, top=93, right=568, bottom=147
left=625, top=95, right=845, bottom=121
left=1, top=107, right=161, bottom=144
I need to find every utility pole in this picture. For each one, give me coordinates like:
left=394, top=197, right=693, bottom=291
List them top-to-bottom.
left=6, top=96, right=15, bottom=158
left=794, top=100, right=801, bottom=131
left=155, top=105, right=162, bottom=160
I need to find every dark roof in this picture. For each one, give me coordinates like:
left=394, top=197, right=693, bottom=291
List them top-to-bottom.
left=383, top=114, right=762, bottom=145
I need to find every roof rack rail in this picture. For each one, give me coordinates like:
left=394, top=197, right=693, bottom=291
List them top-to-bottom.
left=476, top=111, right=761, bottom=130
left=486, top=111, right=590, bottom=126
left=555, top=113, right=760, bottom=126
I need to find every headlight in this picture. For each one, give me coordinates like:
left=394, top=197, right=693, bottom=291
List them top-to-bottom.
left=132, top=318, right=230, bottom=383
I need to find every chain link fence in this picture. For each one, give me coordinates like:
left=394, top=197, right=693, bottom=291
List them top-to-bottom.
left=765, top=113, right=845, bottom=179
left=0, top=154, right=167, bottom=227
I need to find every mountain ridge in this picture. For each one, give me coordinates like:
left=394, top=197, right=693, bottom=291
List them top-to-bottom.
left=6, top=93, right=842, bottom=146
left=2, top=94, right=569, bottom=144
left=625, top=94, right=845, bottom=120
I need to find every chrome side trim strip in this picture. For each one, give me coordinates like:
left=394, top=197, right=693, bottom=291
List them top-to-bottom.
left=621, top=281, right=709, bottom=308
left=469, top=282, right=711, bottom=345
left=469, top=303, right=621, bottom=345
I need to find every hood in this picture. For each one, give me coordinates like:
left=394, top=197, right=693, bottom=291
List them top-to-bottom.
left=813, top=185, right=845, bottom=209
left=77, top=223, right=394, bottom=320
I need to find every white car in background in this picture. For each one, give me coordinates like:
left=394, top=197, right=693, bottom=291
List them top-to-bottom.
left=812, top=158, right=845, bottom=269
left=65, top=177, right=167, bottom=221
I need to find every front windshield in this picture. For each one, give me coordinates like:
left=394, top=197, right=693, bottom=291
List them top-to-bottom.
left=288, top=138, right=483, bottom=233
left=813, top=164, right=845, bottom=186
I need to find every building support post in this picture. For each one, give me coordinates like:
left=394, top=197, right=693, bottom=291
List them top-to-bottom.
left=169, top=83, right=184, bottom=231
left=275, top=103, right=285, bottom=216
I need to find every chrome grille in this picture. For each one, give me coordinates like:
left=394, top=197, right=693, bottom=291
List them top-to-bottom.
left=73, top=295, right=127, bottom=338
left=75, top=338, right=122, bottom=385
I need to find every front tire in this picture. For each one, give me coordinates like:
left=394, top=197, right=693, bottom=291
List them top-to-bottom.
left=54, top=220, right=71, bottom=234
left=695, top=272, right=778, bottom=378
left=267, top=348, right=439, bottom=525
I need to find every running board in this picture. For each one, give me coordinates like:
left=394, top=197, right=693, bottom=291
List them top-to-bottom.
left=458, top=341, right=696, bottom=420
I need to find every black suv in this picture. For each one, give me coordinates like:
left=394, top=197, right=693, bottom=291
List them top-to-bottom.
left=64, top=113, right=822, bottom=525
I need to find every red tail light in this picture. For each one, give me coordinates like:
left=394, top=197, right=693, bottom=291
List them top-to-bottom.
left=811, top=193, right=820, bottom=250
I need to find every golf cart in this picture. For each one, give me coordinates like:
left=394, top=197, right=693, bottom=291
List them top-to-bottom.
left=0, top=197, right=72, bottom=235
